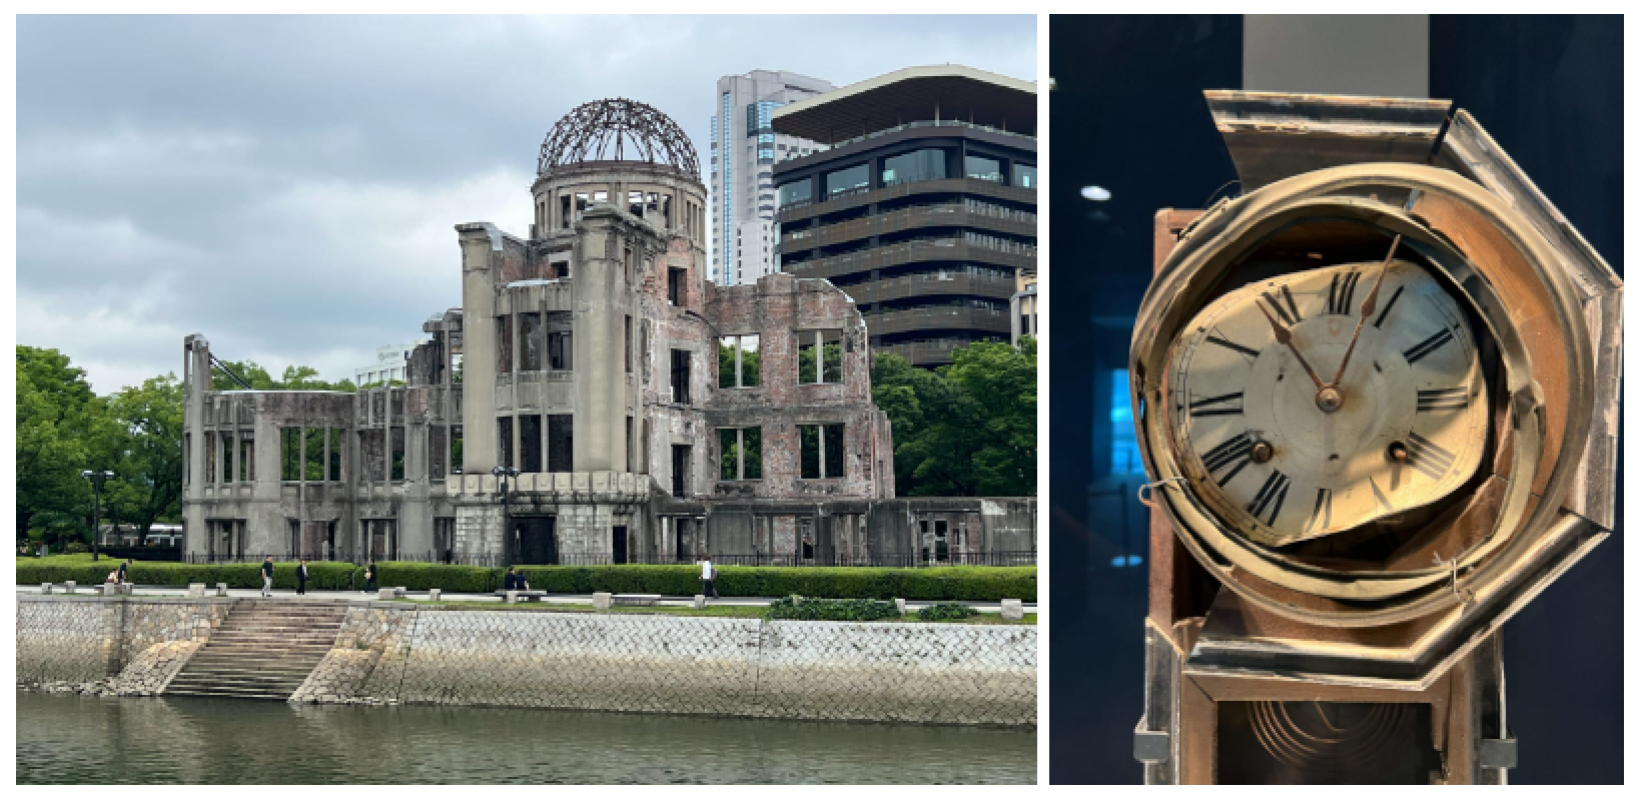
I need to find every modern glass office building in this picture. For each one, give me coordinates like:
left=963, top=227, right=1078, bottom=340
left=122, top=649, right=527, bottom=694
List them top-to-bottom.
left=772, top=65, right=1037, bottom=367
left=709, top=70, right=834, bottom=287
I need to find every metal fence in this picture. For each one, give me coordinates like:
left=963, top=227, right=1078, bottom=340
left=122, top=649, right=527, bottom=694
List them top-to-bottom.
left=178, top=551, right=1037, bottom=568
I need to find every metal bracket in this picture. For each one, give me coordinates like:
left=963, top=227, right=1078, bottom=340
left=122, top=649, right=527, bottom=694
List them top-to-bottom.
left=1134, top=715, right=1171, bottom=763
left=1479, top=736, right=1518, bottom=769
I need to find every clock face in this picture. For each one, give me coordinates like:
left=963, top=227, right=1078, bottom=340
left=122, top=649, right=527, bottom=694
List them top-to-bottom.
left=1167, top=259, right=1489, bottom=547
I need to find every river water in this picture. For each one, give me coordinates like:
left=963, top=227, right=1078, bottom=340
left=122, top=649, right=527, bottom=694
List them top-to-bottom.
left=17, top=691, right=1034, bottom=784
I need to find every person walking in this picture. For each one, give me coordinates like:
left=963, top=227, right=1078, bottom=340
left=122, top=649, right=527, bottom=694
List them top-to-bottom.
left=260, top=555, right=274, bottom=598
left=699, top=556, right=718, bottom=600
left=117, top=558, right=131, bottom=585
left=296, top=559, right=309, bottom=596
left=362, top=561, right=377, bottom=594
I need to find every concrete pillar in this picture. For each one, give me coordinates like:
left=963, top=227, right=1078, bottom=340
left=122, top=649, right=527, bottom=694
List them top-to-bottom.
left=572, top=216, right=628, bottom=472
left=459, top=224, right=500, bottom=475
left=183, top=336, right=211, bottom=556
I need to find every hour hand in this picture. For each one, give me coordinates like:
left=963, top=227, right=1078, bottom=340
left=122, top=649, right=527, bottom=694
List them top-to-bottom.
left=1256, top=300, right=1326, bottom=390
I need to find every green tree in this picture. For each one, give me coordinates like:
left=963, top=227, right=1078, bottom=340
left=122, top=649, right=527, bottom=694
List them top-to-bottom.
left=869, top=338, right=1037, bottom=497
left=16, top=346, right=100, bottom=545
left=101, top=375, right=186, bottom=544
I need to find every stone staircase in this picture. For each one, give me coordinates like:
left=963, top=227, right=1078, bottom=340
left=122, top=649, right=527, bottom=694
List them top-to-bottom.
left=166, top=600, right=349, bottom=700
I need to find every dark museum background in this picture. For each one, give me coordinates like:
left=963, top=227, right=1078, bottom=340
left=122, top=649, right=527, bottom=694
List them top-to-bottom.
left=1048, top=14, right=1623, bottom=784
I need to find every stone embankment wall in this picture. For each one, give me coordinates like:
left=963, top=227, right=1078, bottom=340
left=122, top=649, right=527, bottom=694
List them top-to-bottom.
left=15, top=596, right=233, bottom=687
left=18, top=598, right=1036, bottom=726
left=14, top=600, right=232, bottom=693
left=334, top=607, right=1035, bottom=726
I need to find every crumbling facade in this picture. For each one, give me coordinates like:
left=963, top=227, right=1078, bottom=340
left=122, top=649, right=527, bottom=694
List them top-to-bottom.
left=181, top=99, right=1034, bottom=566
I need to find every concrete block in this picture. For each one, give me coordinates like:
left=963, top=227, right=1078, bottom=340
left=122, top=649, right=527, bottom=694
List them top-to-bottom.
left=65, top=581, right=77, bottom=594
left=41, top=583, right=51, bottom=595
left=102, top=583, right=119, bottom=597
left=188, top=583, right=206, bottom=598
left=215, top=583, right=228, bottom=597
left=394, top=587, right=407, bottom=598
left=378, top=588, right=398, bottom=601
left=429, top=589, right=441, bottom=601
left=505, top=590, right=518, bottom=604
left=592, top=592, right=613, bottom=610
left=693, top=595, right=706, bottom=610
left=895, top=598, right=907, bottom=615
left=1000, top=599, right=1024, bottom=621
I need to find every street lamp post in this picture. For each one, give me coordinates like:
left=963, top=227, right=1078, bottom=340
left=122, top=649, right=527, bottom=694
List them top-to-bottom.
left=492, top=465, right=520, bottom=568
left=80, top=469, right=115, bottom=562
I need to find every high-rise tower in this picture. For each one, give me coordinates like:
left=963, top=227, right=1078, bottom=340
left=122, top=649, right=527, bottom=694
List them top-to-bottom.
left=710, top=70, right=834, bottom=286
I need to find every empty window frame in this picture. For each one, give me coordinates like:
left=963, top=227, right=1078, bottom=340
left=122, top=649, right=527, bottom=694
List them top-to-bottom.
left=628, top=190, right=645, bottom=217
left=668, top=267, right=686, bottom=305
left=546, top=312, right=572, bottom=371
left=519, top=313, right=542, bottom=371
left=625, top=315, right=633, bottom=374
left=496, top=317, right=513, bottom=375
left=797, top=329, right=844, bottom=384
left=719, top=335, right=761, bottom=388
left=670, top=349, right=691, bottom=404
left=519, top=414, right=542, bottom=473
left=547, top=414, right=573, bottom=472
left=625, top=416, right=634, bottom=473
left=497, top=417, right=514, bottom=469
left=799, top=423, right=846, bottom=479
left=428, top=426, right=449, bottom=481
left=450, top=426, right=463, bottom=474
left=303, top=427, right=328, bottom=481
left=390, top=427, right=406, bottom=481
left=718, top=427, right=762, bottom=481
left=281, top=428, right=303, bottom=481
left=327, top=429, right=342, bottom=481
left=221, top=433, right=235, bottom=483
left=240, top=435, right=255, bottom=482
left=671, top=444, right=690, bottom=497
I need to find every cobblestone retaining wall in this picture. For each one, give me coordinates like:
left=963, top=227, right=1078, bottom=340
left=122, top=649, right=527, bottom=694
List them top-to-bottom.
left=16, top=597, right=233, bottom=687
left=353, top=610, right=1035, bottom=726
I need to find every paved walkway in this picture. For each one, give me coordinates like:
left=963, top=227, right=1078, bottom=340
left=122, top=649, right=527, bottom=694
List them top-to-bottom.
left=16, top=584, right=1037, bottom=613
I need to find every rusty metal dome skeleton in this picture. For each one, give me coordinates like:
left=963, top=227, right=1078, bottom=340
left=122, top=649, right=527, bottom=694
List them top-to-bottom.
left=537, top=98, right=700, bottom=176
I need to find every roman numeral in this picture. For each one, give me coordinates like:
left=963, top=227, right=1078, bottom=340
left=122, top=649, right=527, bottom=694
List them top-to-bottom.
left=1325, top=271, right=1362, bottom=315
left=1373, top=285, right=1405, bottom=329
left=1262, top=286, right=1302, bottom=326
left=1403, top=328, right=1452, bottom=364
left=1208, top=332, right=1260, bottom=360
left=1416, top=387, right=1470, bottom=413
left=1189, top=392, right=1245, bottom=418
left=1201, top=432, right=1254, bottom=486
left=1405, top=432, right=1453, bottom=480
left=1247, top=470, right=1291, bottom=527
left=1369, top=476, right=1394, bottom=513
left=1305, top=488, right=1333, bottom=533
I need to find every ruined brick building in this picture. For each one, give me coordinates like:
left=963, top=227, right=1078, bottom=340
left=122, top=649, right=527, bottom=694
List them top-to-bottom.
left=181, top=99, right=1034, bottom=567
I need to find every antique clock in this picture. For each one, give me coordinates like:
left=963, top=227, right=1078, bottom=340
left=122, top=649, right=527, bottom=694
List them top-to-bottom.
left=1129, top=92, right=1622, bottom=784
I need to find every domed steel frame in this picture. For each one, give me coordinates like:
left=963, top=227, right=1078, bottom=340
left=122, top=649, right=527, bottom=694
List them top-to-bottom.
left=538, top=98, right=700, bottom=177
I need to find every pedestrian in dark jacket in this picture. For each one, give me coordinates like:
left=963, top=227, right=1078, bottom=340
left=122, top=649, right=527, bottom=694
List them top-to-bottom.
left=260, top=555, right=274, bottom=598
left=117, top=559, right=131, bottom=585
left=296, top=559, right=309, bottom=595
left=363, top=562, right=377, bottom=593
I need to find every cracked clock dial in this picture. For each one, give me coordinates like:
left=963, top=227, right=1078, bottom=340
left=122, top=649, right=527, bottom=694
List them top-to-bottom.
left=1167, top=259, right=1489, bottom=547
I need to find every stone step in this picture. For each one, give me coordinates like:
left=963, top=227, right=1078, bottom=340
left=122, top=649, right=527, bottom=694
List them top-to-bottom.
left=207, top=631, right=340, bottom=642
left=176, top=672, right=315, bottom=685
left=170, top=675, right=309, bottom=690
left=165, top=686, right=295, bottom=701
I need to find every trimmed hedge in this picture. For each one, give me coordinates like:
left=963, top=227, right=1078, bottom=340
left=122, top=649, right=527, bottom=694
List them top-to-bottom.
left=17, top=557, right=1036, bottom=602
left=16, top=559, right=361, bottom=591
left=767, top=597, right=901, bottom=621
left=917, top=602, right=981, bottom=621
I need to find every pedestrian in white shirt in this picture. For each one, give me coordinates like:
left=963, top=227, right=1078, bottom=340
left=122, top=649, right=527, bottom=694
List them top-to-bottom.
left=699, top=556, right=718, bottom=599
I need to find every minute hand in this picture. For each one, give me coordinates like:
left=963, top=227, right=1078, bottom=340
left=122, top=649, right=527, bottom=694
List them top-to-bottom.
left=1329, top=234, right=1403, bottom=387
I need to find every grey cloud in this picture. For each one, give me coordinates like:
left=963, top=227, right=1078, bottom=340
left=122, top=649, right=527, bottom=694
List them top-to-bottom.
left=17, top=14, right=1036, bottom=392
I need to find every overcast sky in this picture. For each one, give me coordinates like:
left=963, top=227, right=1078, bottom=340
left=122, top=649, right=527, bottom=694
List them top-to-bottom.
left=16, top=14, right=1036, bottom=393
